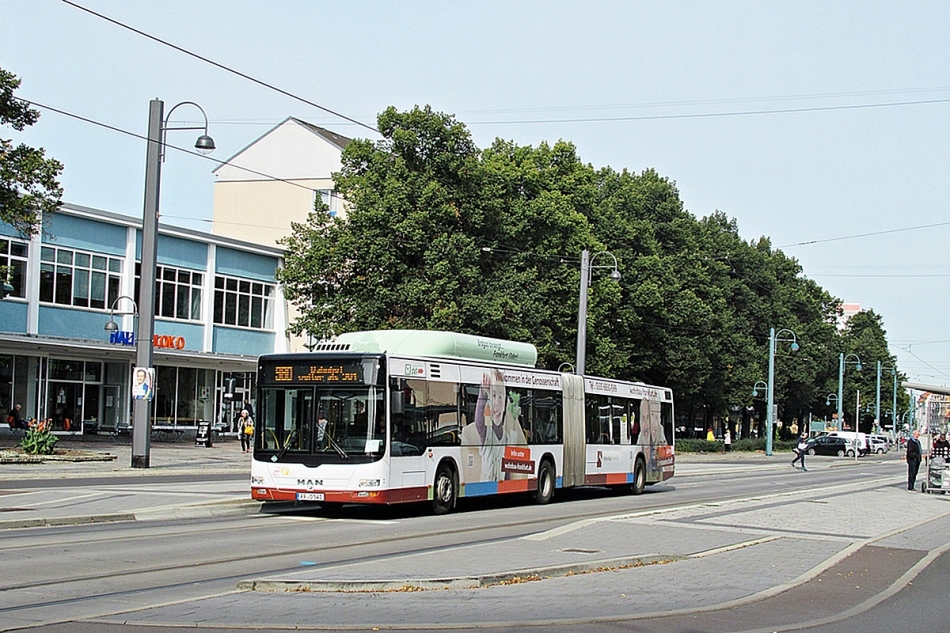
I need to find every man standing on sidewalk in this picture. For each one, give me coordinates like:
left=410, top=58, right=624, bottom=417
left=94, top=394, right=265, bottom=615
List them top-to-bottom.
left=906, top=430, right=922, bottom=491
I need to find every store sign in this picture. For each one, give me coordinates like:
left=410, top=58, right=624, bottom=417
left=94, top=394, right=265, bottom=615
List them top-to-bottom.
left=108, top=331, right=186, bottom=350
left=110, top=331, right=136, bottom=346
left=154, top=335, right=186, bottom=350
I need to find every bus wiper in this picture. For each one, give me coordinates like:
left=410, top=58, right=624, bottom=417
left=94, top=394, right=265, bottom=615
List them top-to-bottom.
left=270, top=429, right=298, bottom=462
left=326, top=434, right=349, bottom=459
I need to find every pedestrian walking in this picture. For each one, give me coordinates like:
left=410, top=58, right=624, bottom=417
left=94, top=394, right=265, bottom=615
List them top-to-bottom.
left=724, top=429, right=732, bottom=452
left=906, top=430, right=922, bottom=491
left=791, top=432, right=809, bottom=471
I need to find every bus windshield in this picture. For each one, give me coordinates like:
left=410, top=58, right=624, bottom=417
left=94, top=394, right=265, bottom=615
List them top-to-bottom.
left=258, top=385, right=385, bottom=463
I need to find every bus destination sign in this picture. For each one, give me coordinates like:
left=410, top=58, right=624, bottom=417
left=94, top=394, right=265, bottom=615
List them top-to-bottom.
left=270, top=363, right=362, bottom=384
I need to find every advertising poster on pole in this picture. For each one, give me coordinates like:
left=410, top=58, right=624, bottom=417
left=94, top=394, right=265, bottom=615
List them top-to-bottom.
left=132, top=367, right=155, bottom=401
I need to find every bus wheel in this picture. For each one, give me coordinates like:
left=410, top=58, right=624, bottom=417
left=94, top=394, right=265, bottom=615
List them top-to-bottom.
left=631, top=458, right=646, bottom=495
left=535, top=460, right=555, bottom=505
left=432, top=464, right=457, bottom=515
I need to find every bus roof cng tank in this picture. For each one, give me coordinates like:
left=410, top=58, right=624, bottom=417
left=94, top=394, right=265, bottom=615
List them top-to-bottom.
left=324, top=330, right=538, bottom=367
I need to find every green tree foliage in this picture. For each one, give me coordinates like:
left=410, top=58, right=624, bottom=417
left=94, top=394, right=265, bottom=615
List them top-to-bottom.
left=0, top=67, right=63, bottom=237
left=277, top=105, right=899, bottom=431
left=839, top=309, right=908, bottom=429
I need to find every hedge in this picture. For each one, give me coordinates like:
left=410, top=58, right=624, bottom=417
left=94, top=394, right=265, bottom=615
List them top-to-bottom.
left=675, top=438, right=798, bottom=453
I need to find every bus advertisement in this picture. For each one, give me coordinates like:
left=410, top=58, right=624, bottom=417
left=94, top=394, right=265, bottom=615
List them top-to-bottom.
left=250, top=330, right=674, bottom=514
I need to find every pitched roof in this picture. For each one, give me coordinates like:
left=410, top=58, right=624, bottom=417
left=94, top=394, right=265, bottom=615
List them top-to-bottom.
left=212, top=117, right=351, bottom=174
left=291, top=117, right=352, bottom=150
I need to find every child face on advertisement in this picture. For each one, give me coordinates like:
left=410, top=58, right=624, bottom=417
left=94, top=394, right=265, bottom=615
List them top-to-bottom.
left=489, top=371, right=506, bottom=428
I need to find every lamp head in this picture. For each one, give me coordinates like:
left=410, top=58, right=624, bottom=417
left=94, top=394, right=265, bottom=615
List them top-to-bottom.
left=194, top=134, right=216, bottom=154
left=609, top=269, right=622, bottom=282
left=104, top=319, right=119, bottom=332
left=790, top=341, right=800, bottom=352
left=856, top=363, right=863, bottom=371
left=752, top=389, right=759, bottom=397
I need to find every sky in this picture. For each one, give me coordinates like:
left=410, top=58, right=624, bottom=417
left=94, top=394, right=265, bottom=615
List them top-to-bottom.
left=3, top=1, right=949, bottom=389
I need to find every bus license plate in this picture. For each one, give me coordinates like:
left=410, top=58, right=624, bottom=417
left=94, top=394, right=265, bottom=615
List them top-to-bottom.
left=297, top=492, right=325, bottom=501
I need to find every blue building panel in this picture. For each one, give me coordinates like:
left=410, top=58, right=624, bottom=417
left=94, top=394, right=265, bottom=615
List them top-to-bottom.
left=44, top=214, right=127, bottom=256
left=157, top=235, right=208, bottom=270
left=216, top=247, right=279, bottom=281
left=0, top=301, right=28, bottom=334
left=39, top=305, right=116, bottom=340
left=153, top=320, right=205, bottom=351
left=213, top=326, right=275, bottom=357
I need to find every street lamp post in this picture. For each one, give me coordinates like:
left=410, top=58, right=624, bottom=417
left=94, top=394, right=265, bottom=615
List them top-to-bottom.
left=133, top=99, right=214, bottom=469
left=575, top=249, right=621, bottom=376
left=103, top=295, right=139, bottom=334
left=763, top=328, right=799, bottom=456
left=837, top=353, right=862, bottom=436
left=876, top=361, right=897, bottom=435
left=825, top=393, right=839, bottom=429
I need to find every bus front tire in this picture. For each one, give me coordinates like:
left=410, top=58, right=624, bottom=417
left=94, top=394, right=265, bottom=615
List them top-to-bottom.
left=631, top=458, right=646, bottom=495
left=535, top=460, right=555, bottom=505
left=432, top=464, right=457, bottom=515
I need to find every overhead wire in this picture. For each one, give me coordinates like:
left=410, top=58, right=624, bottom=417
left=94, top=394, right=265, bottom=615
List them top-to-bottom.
left=60, top=0, right=378, bottom=134
left=15, top=96, right=318, bottom=194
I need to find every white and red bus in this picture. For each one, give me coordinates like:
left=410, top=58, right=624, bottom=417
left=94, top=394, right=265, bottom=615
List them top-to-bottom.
left=251, top=330, right=674, bottom=514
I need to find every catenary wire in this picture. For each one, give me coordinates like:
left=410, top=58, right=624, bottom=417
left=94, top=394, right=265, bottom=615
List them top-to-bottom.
left=60, top=0, right=378, bottom=134
left=14, top=96, right=318, bottom=195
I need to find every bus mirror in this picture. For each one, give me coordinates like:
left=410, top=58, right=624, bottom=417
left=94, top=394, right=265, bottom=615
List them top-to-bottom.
left=362, top=359, right=380, bottom=385
left=391, top=389, right=404, bottom=414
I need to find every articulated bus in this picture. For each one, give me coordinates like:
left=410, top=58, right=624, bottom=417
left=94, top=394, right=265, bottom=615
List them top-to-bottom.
left=250, top=330, right=674, bottom=514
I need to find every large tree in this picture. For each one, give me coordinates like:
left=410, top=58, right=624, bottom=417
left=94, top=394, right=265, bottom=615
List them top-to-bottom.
left=0, top=67, right=63, bottom=236
left=278, top=105, right=896, bottom=433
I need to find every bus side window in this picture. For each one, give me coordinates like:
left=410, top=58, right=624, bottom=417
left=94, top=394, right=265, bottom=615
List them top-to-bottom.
left=391, top=378, right=426, bottom=452
left=629, top=399, right=641, bottom=444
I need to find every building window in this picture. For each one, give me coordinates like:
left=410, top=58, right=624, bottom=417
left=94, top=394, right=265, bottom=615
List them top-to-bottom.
left=316, top=189, right=340, bottom=218
left=0, top=238, right=28, bottom=299
left=39, top=246, right=121, bottom=309
left=135, top=263, right=202, bottom=321
left=213, top=275, right=274, bottom=329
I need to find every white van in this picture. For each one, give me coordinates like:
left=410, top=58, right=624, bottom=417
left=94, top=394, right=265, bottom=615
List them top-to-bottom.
left=827, top=431, right=868, bottom=456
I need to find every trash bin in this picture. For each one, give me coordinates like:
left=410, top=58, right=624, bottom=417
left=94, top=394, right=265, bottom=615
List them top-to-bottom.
left=195, top=419, right=213, bottom=448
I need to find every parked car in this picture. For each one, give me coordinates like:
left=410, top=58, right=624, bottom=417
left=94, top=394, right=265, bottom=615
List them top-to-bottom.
left=805, top=435, right=850, bottom=457
left=868, top=437, right=889, bottom=454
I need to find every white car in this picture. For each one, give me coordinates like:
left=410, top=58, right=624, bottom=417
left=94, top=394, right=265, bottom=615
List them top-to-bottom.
left=868, top=437, right=889, bottom=454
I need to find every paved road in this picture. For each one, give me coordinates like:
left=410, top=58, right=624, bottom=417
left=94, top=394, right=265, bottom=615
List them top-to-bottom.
left=1, top=434, right=948, bottom=631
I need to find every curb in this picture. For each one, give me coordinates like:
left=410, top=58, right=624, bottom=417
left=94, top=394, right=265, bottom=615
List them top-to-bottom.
left=0, top=500, right=294, bottom=530
left=0, top=513, right=136, bottom=530
left=238, top=554, right=681, bottom=593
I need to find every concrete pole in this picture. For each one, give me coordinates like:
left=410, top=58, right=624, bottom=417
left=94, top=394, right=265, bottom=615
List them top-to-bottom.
left=132, top=98, right=163, bottom=469
left=576, top=249, right=590, bottom=376
left=766, top=328, right=776, bottom=456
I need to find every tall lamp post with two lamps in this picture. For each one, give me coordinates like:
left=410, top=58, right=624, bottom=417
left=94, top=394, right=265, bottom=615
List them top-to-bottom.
left=131, top=99, right=215, bottom=469
left=575, top=249, right=621, bottom=376
left=755, top=328, right=799, bottom=457
left=837, top=353, right=862, bottom=434
left=876, top=361, right=898, bottom=435
left=825, top=393, right=839, bottom=430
